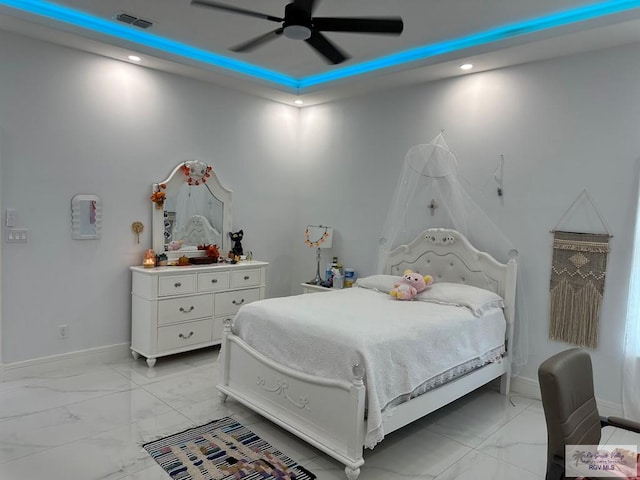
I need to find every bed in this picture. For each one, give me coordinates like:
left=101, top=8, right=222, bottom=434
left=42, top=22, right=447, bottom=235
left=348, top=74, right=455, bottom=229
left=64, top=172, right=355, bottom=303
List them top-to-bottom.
left=217, top=228, right=517, bottom=479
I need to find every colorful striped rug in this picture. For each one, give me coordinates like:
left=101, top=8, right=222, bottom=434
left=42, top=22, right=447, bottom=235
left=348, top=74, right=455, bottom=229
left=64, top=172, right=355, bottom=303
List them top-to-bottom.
left=143, top=417, right=316, bottom=480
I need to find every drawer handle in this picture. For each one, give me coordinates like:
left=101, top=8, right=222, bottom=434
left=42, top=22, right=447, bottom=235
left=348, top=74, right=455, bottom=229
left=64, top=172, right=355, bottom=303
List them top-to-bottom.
left=244, top=275, right=250, bottom=280
left=211, top=279, right=218, bottom=283
left=174, top=282, right=182, bottom=288
left=232, top=298, right=245, bottom=306
left=179, top=306, right=195, bottom=313
left=179, top=331, right=194, bottom=339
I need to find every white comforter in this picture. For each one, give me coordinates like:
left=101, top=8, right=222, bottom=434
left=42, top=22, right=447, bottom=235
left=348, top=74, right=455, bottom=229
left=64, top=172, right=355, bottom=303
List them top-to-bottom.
left=232, top=287, right=506, bottom=447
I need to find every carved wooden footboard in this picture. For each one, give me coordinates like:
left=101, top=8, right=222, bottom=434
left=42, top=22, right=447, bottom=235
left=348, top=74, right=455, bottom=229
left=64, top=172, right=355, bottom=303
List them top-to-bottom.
left=218, top=320, right=367, bottom=479
left=218, top=320, right=509, bottom=480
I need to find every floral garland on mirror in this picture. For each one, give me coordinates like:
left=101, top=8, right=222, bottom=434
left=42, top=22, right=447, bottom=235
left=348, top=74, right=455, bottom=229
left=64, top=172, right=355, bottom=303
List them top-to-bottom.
left=150, top=161, right=213, bottom=208
left=181, top=161, right=213, bottom=186
left=150, top=183, right=166, bottom=208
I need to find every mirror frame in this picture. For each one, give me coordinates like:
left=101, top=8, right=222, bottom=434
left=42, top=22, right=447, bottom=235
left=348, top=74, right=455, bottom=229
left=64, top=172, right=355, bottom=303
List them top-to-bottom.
left=152, top=161, right=233, bottom=258
left=71, top=194, right=101, bottom=240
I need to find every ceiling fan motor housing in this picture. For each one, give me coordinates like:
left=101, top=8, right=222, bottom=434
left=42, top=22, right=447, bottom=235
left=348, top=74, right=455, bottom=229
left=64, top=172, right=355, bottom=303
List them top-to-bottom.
left=190, top=0, right=404, bottom=64
left=283, top=2, right=312, bottom=40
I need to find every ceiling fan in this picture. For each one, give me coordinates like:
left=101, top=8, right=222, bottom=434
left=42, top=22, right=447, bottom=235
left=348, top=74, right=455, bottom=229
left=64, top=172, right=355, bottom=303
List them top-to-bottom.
left=190, top=0, right=404, bottom=65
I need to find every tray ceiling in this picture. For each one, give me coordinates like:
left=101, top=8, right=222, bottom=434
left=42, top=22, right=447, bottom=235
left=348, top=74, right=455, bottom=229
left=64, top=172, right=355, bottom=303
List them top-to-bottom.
left=2, top=0, right=640, bottom=105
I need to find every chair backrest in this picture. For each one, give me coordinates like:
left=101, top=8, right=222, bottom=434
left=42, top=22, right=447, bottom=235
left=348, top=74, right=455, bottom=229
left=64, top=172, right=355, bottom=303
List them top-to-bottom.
left=538, top=348, right=602, bottom=472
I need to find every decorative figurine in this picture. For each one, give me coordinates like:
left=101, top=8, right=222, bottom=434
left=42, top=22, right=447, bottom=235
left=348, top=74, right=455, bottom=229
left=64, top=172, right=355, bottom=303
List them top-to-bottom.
left=228, top=230, right=244, bottom=257
left=156, top=253, right=168, bottom=266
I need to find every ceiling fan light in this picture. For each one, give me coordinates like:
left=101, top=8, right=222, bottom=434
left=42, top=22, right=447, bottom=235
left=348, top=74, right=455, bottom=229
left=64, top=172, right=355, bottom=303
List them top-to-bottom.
left=284, top=25, right=311, bottom=40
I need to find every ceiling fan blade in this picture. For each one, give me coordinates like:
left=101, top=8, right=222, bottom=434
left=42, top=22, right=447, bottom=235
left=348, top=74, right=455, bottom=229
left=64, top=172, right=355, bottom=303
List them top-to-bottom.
left=190, top=0, right=283, bottom=23
left=293, top=0, right=319, bottom=15
left=313, top=17, right=403, bottom=34
left=230, top=28, right=284, bottom=52
left=305, top=31, right=349, bottom=64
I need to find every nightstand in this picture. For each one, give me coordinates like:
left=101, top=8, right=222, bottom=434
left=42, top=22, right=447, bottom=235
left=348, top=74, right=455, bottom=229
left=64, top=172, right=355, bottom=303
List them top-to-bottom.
left=300, top=282, right=333, bottom=294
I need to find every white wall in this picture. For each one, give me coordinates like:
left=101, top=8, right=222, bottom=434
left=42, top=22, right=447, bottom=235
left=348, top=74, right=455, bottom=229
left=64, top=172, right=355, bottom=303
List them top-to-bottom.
left=2, top=29, right=639, bottom=405
left=0, top=31, right=299, bottom=363
left=293, top=43, right=640, bottom=404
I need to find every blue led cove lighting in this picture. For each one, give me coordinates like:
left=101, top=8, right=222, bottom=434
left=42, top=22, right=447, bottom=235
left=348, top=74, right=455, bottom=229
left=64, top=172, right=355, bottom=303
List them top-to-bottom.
left=0, top=0, right=299, bottom=88
left=2, top=0, right=640, bottom=91
left=299, top=0, right=640, bottom=88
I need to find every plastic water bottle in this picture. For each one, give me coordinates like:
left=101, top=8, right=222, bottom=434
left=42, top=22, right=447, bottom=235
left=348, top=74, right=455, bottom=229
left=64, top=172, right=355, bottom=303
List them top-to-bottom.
left=325, top=264, right=333, bottom=283
left=332, top=268, right=344, bottom=289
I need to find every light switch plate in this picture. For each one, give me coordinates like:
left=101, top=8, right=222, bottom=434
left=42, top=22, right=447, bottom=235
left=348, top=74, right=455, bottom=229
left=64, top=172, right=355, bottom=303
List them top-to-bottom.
left=6, top=208, right=16, bottom=227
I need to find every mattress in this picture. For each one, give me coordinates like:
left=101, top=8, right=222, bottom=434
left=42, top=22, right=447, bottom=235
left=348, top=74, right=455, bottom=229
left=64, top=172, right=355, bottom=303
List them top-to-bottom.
left=232, top=286, right=506, bottom=448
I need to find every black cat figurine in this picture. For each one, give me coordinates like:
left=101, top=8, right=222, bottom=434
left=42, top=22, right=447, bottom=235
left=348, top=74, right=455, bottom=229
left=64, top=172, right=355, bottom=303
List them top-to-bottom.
left=229, top=230, right=244, bottom=257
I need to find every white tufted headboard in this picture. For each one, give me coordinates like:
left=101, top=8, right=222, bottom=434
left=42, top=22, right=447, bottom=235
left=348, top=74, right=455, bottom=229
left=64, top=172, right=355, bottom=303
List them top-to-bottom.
left=383, top=228, right=517, bottom=329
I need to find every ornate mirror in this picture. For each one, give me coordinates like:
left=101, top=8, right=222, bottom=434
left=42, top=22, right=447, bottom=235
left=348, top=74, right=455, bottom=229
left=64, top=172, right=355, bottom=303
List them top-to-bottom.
left=152, top=161, right=232, bottom=258
left=71, top=194, right=101, bottom=240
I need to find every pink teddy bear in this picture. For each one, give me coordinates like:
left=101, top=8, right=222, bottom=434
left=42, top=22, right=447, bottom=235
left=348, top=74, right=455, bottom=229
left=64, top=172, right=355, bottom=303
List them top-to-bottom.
left=168, top=240, right=183, bottom=251
left=390, top=269, right=434, bottom=300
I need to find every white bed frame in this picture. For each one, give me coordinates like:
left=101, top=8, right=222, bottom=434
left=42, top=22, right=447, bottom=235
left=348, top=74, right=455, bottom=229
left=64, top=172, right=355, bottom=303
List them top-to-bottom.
left=217, top=228, right=517, bottom=479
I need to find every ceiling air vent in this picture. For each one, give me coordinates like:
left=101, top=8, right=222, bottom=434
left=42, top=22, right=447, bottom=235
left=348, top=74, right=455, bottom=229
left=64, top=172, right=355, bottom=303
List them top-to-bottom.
left=115, top=12, right=153, bottom=29
left=132, top=19, right=153, bottom=29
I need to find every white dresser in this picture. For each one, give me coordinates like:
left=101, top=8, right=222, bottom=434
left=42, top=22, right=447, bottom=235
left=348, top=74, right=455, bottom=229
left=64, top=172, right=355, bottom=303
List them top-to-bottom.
left=130, top=261, right=267, bottom=367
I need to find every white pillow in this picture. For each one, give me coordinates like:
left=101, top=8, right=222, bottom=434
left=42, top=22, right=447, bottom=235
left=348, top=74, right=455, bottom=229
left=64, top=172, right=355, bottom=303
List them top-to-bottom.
left=355, top=274, right=401, bottom=293
left=416, top=282, right=504, bottom=316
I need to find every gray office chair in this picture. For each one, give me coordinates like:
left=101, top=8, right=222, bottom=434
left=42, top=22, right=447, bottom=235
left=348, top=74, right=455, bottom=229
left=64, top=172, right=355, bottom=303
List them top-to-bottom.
left=538, top=348, right=640, bottom=480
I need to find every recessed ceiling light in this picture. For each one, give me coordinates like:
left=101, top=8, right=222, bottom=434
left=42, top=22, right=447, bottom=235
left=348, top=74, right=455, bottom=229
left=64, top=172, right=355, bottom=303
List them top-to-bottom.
left=128, top=55, right=141, bottom=62
left=459, top=63, right=473, bottom=70
left=294, top=99, right=304, bottom=105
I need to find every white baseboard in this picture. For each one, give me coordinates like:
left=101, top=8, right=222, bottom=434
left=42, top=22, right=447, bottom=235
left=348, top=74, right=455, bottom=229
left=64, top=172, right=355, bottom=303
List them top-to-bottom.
left=1, top=343, right=130, bottom=382
left=509, top=374, right=623, bottom=416
left=511, top=374, right=541, bottom=400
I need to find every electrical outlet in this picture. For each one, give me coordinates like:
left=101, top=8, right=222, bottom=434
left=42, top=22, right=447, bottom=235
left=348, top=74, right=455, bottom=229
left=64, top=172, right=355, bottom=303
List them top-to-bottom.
left=7, top=228, right=28, bottom=243
left=58, top=325, right=69, bottom=339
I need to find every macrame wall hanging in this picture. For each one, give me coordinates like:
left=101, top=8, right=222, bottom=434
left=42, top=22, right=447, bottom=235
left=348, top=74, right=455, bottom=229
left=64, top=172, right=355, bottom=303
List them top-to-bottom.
left=549, top=190, right=611, bottom=349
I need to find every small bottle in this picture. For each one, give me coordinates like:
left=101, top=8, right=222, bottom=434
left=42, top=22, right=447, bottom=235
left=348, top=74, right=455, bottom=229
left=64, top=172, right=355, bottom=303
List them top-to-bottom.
left=332, top=256, right=344, bottom=275
left=344, top=268, right=355, bottom=288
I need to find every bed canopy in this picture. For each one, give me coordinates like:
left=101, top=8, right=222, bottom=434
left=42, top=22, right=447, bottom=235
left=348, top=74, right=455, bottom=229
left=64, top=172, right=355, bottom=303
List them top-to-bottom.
left=378, top=132, right=529, bottom=371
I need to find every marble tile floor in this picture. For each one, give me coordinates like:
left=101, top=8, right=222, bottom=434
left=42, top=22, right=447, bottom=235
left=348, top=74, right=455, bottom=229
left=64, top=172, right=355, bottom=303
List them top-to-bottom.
left=0, top=348, right=636, bottom=480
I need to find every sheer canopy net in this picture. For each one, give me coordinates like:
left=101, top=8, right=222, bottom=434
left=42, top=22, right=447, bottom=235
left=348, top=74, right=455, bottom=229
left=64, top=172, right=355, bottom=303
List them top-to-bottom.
left=378, top=133, right=529, bottom=371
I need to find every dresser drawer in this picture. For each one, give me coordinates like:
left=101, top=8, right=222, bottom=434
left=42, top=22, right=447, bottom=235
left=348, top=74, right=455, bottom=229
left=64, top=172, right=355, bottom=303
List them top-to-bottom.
left=230, top=269, right=262, bottom=288
left=198, top=271, right=230, bottom=292
left=158, top=274, right=196, bottom=296
left=214, top=288, right=261, bottom=316
left=158, top=294, right=213, bottom=326
left=157, top=319, right=213, bottom=351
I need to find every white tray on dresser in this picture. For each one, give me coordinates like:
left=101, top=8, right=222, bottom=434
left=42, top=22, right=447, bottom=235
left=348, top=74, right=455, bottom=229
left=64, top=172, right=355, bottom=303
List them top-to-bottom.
left=130, top=260, right=267, bottom=367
